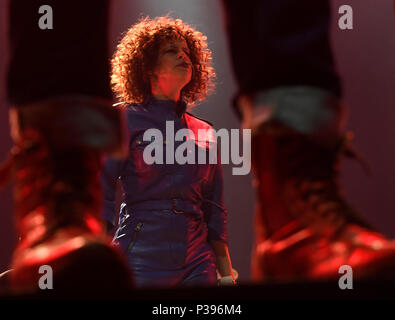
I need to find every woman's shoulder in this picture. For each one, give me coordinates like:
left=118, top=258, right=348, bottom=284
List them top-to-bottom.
left=113, top=101, right=147, bottom=113
left=113, top=101, right=153, bottom=125
left=184, top=112, right=213, bottom=130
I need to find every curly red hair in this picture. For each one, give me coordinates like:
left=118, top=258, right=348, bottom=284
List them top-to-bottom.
left=111, top=16, right=216, bottom=105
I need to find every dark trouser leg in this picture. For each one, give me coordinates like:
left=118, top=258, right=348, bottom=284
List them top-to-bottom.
left=7, top=0, right=111, bottom=105
left=222, top=0, right=341, bottom=101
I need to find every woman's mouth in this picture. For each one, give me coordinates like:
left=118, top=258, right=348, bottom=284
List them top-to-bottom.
left=177, top=62, right=190, bottom=68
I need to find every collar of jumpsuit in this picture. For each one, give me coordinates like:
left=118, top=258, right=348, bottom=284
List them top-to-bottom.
left=143, top=95, right=188, bottom=118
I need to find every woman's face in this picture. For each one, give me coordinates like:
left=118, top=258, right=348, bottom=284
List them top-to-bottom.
left=151, top=38, right=193, bottom=94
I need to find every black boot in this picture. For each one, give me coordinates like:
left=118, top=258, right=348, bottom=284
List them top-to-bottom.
left=239, top=86, right=395, bottom=281
left=2, top=96, right=132, bottom=297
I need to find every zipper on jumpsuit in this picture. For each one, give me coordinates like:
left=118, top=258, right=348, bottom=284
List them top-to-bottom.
left=126, top=222, right=143, bottom=252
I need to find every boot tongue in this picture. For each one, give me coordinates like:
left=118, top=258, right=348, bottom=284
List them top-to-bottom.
left=11, top=96, right=127, bottom=157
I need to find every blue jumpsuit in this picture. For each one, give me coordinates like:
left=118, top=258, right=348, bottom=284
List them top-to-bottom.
left=101, top=96, right=228, bottom=287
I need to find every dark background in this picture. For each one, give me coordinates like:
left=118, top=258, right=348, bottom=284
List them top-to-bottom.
left=1, top=0, right=395, bottom=282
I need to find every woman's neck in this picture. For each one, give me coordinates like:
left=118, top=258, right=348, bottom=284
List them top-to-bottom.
left=151, top=81, right=181, bottom=102
left=152, top=92, right=180, bottom=102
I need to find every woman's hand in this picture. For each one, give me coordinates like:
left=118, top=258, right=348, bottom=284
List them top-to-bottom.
left=209, top=240, right=237, bottom=285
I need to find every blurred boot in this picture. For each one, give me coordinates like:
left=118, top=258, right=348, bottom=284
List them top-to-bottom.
left=239, top=86, right=395, bottom=281
left=1, top=96, right=132, bottom=297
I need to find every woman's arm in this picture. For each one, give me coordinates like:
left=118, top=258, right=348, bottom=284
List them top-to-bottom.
left=101, top=157, right=123, bottom=233
left=203, top=158, right=236, bottom=285
left=210, top=240, right=235, bottom=284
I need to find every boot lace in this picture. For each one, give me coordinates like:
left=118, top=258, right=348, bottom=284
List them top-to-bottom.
left=278, top=131, right=374, bottom=238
